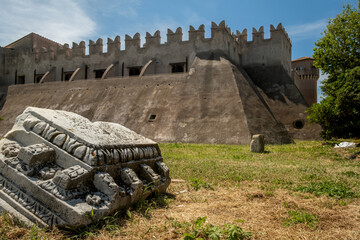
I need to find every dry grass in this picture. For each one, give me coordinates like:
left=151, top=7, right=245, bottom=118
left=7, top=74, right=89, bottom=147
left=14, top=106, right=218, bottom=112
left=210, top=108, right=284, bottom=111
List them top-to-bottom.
left=0, top=140, right=360, bottom=239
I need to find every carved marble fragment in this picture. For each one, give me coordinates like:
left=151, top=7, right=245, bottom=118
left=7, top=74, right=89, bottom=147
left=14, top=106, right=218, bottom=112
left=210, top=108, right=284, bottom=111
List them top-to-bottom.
left=0, top=107, right=171, bottom=227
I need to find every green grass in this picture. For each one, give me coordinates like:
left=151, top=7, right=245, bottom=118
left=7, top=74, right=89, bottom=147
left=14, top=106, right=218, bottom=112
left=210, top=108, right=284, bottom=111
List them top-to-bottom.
left=0, top=140, right=359, bottom=239
left=161, top=140, right=360, bottom=198
left=284, top=210, right=319, bottom=229
left=182, top=217, right=252, bottom=240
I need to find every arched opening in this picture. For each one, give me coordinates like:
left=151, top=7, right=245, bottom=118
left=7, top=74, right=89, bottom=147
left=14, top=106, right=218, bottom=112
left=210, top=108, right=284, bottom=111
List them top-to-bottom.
left=293, top=119, right=305, bottom=129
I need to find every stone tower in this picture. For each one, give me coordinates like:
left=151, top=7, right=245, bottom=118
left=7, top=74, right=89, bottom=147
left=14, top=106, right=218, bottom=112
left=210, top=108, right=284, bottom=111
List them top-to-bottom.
left=291, top=57, right=319, bottom=106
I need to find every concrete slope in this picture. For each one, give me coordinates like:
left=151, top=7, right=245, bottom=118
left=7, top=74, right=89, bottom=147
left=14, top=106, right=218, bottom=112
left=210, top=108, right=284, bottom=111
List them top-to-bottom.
left=0, top=58, right=292, bottom=144
left=244, top=65, right=321, bottom=140
left=232, top=66, right=293, bottom=144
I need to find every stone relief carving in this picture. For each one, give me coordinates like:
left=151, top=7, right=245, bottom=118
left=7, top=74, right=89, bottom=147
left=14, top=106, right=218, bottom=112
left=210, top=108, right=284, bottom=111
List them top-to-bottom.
left=0, top=107, right=171, bottom=227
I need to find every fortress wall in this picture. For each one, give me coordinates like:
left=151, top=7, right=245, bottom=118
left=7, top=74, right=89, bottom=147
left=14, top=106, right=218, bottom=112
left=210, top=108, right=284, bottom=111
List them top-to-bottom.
left=3, top=21, right=241, bottom=85
left=239, top=24, right=292, bottom=74
left=1, top=48, right=17, bottom=89
left=0, top=58, right=293, bottom=144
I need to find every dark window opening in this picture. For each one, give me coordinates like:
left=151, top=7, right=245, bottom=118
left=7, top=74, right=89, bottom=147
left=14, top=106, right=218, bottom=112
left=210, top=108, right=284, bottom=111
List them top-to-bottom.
left=170, top=62, right=185, bottom=73
left=128, top=66, right=142, bottom=76
left=299, top=66, right=304, bottom=70
left=94, top=69, right=105, bottom=79
left=63, top=72, right=73, bottom=81
left=35, top=74, right=44, bottom=83
left=17, top=76, right=25, bottom=85
left=149, top=114, right=156, bottom=122
left=293, top=119, right=305, bottom=129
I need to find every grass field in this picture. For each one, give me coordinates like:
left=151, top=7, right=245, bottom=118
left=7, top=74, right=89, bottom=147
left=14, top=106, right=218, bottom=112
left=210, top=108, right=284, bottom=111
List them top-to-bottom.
left=1, top=140, right=360, bottom=239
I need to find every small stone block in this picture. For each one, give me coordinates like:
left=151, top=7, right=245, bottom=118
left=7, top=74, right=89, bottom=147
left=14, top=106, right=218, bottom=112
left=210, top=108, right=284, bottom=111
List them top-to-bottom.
left=250, top=134, right=265, bottom=153
left=17, top=143, right=55, bottom=166
left=156, top=161, right=169, bottom=179
left=140, top=164, right=161, bottom=185
left=53, top=165, right=89, bottom=189
left=93, top=172, right=123, bottom=198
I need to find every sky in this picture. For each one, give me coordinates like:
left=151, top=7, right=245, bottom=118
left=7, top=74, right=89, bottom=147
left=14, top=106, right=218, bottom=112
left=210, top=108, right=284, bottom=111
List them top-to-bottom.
left=0, top=0, right=358, bottom=102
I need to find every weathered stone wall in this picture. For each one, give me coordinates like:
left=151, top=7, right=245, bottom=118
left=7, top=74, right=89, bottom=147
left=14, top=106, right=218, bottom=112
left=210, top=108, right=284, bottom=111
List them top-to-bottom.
left=1, top=21, right=293, bottom=89
left=2, top=21, right=241, bottom=86
left=238, top=24, right=292, bottom=74
left=0, top=47, right=7, bottom=109
left=0, top=58, right=295, bottom=144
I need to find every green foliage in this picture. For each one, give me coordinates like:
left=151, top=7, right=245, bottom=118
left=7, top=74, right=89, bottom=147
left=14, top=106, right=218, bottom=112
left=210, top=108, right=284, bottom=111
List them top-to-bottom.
left=309, top=2, right=360, bottom=139
left=313, top=4, right=360, bottom=75
left=0, top=117, right=4, bottom=121
left=190, top=178, right=214, bottom=191
left=294, top=181, right=356, bottom=199
left=284, top=210, right=318, bottom=229
left=183, top=217, right=251, bottom=240
left=225, top=223, right=252, bottom=240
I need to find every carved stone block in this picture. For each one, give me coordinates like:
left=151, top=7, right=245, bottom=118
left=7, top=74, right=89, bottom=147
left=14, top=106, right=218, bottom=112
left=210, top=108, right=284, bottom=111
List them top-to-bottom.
left=0, top=107, right=171, bottom=227
left=17, top=143, right=55, bottom=166
left=52, top=165, right=89, bottom=189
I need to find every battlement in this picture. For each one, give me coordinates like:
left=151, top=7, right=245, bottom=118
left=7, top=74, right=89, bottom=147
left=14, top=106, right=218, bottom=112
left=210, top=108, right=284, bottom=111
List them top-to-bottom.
left=1, top=20, right=294, bottom=82
left=4, top=20, right=291, bottom=64
left=211, top=20, right=232, bottom=38
left=235, top=23, right=291, bottom=45
left=189, top=24, right=205, bottom=41
left=167, top=27, right=183, bottom=42
left=145, top=31, right=161, bottom=47
left=107, top=36, right=121, bottom=53
left=89, top=38, right=103, bottom=54
left=72, top=41, right=86, bottom=56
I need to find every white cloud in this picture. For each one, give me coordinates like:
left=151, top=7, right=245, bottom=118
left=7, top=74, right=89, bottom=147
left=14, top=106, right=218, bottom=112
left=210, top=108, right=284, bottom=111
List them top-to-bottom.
left=0, top=0, right=96, bottom=46
left=81, top=0, right=141, bottom=20
left=287, top=19, right=328, bottom=41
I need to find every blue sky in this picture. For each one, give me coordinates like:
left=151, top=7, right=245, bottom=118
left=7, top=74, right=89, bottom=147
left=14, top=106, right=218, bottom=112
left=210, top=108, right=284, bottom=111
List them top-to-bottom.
left=0, top=0, right=358, bottom=102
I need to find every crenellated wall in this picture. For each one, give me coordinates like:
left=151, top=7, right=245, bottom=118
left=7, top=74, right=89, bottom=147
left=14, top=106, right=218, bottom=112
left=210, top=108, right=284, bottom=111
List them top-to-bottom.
left=1, top=20, right=252, bottom=85
left=1, top=21, right=293, bottom=88
left=237, top=23, right=292, bottom=74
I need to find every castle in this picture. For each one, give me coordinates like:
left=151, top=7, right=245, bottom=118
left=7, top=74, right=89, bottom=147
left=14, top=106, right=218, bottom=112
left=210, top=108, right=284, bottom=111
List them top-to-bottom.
left=0, top=21, right=320, bottom=144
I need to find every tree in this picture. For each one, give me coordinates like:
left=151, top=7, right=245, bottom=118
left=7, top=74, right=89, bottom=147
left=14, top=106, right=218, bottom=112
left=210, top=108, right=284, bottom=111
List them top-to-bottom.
left=307, top=2, right=360, bottom=140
